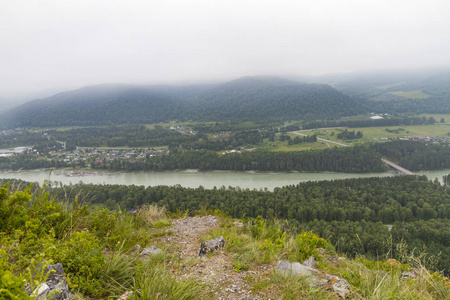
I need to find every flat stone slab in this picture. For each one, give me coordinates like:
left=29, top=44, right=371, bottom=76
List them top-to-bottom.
left=277, top=261, right=315, bottom=277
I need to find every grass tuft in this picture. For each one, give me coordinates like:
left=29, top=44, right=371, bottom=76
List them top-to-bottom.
left=132, top=266, right=211, bottom=299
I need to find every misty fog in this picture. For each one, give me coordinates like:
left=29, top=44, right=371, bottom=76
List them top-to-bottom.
left=1, top=0, right=449, bottom=100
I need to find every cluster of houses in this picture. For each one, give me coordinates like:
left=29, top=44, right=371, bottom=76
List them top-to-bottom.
left=369, top=113, right=390, bottom=119
left=169, top=126, right=196, bottom=135
left=378, top=135, right=450, bottom=146
left=399, top=135, right=450, bottom=145
left=68, top=148, right=170, bottom=164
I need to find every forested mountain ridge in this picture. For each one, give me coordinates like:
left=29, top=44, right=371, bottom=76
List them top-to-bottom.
left=0, top=76, right=363, bottom=128
left=0, top=84, right=182, bottom=128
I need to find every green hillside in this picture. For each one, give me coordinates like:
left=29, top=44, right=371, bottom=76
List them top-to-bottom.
left=0, top=77, right=363, bottom=129
left=1, top=181, right=449, bottom=299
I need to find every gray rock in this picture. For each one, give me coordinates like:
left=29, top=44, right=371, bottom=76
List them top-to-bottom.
left=198, top=236, right=225, bottom=257
left=140, top=245, right=162, bottom=257
left=303, top=256, right=316, bottom=268
left=276, top=260, right=351, bottom=298
left=276, top=261, right=314, bottom=277
left=277, top=261, right=292, bottom=272
left=30, top=263, right=72, bottom=300
left=45, top=263, right=72, bottom=300
left=46, top=263, right=65, bottom=276
left=402, top=271, right=417, bottom=279
left=319, top=273, right=351, bottom=298
left=331, top=278, right=351, bottom=299
left=24, top=283, right=32, bottom=295
left=32, top=283, right=50, bottom=300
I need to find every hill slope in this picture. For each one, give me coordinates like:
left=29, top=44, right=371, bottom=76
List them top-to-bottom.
left=0, top=76, right=363, bottom=128
left=191, top=76, right=363, bottom=121
left=0, top=84, right=181, bottom=128
left=1, top=183, right=449, bottom=299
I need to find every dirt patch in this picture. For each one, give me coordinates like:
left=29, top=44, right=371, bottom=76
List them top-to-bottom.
left=160, top=216, right=274, bottom=299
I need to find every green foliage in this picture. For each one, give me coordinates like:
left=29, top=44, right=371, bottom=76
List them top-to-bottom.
left=336, top=129, right=363, bottom=140
left=0, top=154, right=72, bottom=171
left=0, top=183, right=155, bottom=298
left=0, top=185, right=31, bottom=233
left=53, top=231, right=105, bottom=295
left=293, top=231, right=329, bottom=262
left=0, top=270, right=30, bottom=300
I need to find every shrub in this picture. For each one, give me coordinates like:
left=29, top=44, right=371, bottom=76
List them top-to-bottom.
left=53, top=231, right=106, bottom=296
left=290, top=231, right=330, bottom=262
left=0, top=269, right=30, bottom=299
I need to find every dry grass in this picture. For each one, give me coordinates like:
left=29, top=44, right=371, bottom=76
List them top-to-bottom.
left=138, top=204, right=168, bottom=226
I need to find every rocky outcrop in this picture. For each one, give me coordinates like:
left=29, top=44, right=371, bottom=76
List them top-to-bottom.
left=198, top=236, right=225, bottom=257
left=132, top=244, right=162, bottom=257
left=141, top=245, right=162, bottom=257
left=303, top=256, right=316, bottom=268
left=276, top=258, right=351, bottom=298
left=31, top=263, right=72, bottom=300
left=402, top=271, right=418, bottom=279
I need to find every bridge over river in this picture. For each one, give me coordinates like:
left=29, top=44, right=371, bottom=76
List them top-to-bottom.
left=381, top=159, right=416, bottom=175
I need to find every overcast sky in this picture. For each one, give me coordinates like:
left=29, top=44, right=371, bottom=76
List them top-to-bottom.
left=1, top=0, right=449, bottom=97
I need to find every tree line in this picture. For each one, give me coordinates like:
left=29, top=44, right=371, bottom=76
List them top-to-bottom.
left=336, top=129, right=363, bottom=140
left=91, top=146, right=386, bottom=173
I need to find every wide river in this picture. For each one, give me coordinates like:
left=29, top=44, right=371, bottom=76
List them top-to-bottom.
left=1, top=169, right=449, bottom=190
